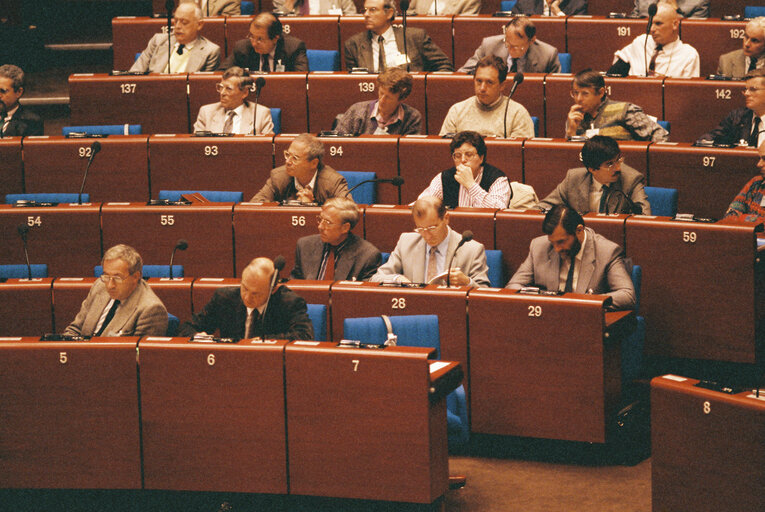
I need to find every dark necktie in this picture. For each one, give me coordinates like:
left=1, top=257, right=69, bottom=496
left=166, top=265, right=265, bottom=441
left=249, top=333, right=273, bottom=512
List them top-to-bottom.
left=299, top=0, right=309, bottom=15
left=377, top=35, right=386, bottom=73
left=176, top=44, right=185, bottom=55
left=648, top=44, right=663, bottom=74
left=261, top=54, right=270, bottom=72
left=748, top=56, right=758, bottom=73
left=510, top=59, right=518, bottom=73
left=750, top=117, right=761, bottom=147
left=599, top=185, right=610, bottom=213
left=322, top=248, right=335, bottom=281
left=563, top=257, right=576, bottom=293
left=95, top=300, right=120, bottom=336
left=245, top=309, right=259, bottom=339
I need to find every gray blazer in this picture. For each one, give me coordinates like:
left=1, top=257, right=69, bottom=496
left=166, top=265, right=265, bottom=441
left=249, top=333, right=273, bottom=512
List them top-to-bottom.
left=199, top=0, right=241, bottom=15
left=273, top=0, right=357, bottom=14
left=406, top=0, right=481, bottom=15
left=632, top=0, right=709, bottom=17
left=344, top=26, right=454, bottom=72
left=130, top=34, right=221, bottom=73
left=458, top=35, right=561, bottom=74
left=717, top=49, right=750, bottom=80
left=193, top=101, right=274, bottom=135
left=536, top=165, right=651, bottom=215
left=371, top=227, right=490, bottom=287
left=507, top=227, right=636, bottom=311
left=290, top=233, right=382, bottom=281
left=64, top=279, right=168, bottom=337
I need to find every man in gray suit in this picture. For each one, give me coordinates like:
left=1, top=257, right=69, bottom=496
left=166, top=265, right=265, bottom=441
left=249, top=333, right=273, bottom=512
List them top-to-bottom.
left=182, top=0, right=241, bottom=16
left=406, top=0, right=481, bottom=15
left=631, top=0, right=709, bottom=18
left=130, top=3, right=221, bottom=73
left=459, top=17, right=561, bottom=74
left=718, top=17, right=765, bottom=80
left=537, top=135, right=651, bottom=215
left=291, top=197, right=382, bottom=281
left=371, top=197, right=490, bottom=287
left=507, top=206, right=636, bottom=311
left=64, top=245, right=168, bottom=337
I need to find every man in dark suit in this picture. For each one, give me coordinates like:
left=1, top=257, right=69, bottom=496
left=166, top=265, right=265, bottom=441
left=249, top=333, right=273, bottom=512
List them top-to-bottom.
left=344, top=0, right=453, bottom=72
left=510, top=0, right=586, bottom=16
left=221, top=12, right=308, bottom=72
left=458, top=17, right=560, bottom=74
left=717, top=17, right=765, bottom=80
left=0, top=64, right=43, bottom=136
left=697, top=69, right=765, bottom=147
left=251, top=133, right=349, bottom=204
left=537, top=135, right=651, bottom=215
left=291, top=197, right=382, bottom=281
left=507, top=206, right=636, bottom=311
left=64, top=244, right=168, bottom=337
left=180, top=257, right=314, bottom=340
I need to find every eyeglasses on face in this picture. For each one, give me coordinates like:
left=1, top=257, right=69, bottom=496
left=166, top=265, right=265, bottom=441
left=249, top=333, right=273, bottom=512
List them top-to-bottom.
left=215, top=83, right=239, bottom=93
left=284, top=150, right=305, bottom=162
left=452, top=151, right=479, bottom=161
left=600, top=156, right=625, bottom=169
left=316, top=215, right=336, bottom=226
left=100, top=274, right=127, bottom=284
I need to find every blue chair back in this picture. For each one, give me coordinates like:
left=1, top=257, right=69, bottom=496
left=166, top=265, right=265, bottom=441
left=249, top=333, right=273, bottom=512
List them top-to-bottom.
left=241, top=0, right=255, bottom=14
left=500, top=0, right=517, bottom=10
left=745, top=6, right=765, bottom=18
left=306, top=49, right=341, bottom=71
left=558, top=53, right=571, bottom=73
left=270, top=108, right=281, bottom=135
left=531, top=116, right=539, bottom=137
left=657, top=120, right=670, bottom=133
left=63, top=124, right=141, bottom=136
left=338, top=171, right=376, bottom=204
left=644, top=186, right=678, bottom=217
left=158, top=190, right=243, bottom=203
left=5, top=193, right=89, bottom=204
left=485, top=249, right=504, bottom=288
left=381, top=252, right=390, bottom=264
left=0, top=264, right=48, bottom=279
left=95, top=265, right=183, bottom=278
left=631, top=265, right=642, bottom=315
left=306, top=304, right=328, bottom=341
left=166, top=313, right=180, bottom=336
left=344, top=314, right=441, bottom=357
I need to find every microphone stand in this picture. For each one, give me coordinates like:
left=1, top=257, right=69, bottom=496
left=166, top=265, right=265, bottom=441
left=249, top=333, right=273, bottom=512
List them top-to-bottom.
left=166, top=0, right=174, bottom=73
left=400, top=0, right=410, bottom=72
left=644, top=3, right=657, bottom=77
left=345, top=177, right=404, bottom=201
left=17, top=225, right=32, bottom=280
left=445, top=231, right=473, bottom=288
left=259, top=256, right=285, bottom=339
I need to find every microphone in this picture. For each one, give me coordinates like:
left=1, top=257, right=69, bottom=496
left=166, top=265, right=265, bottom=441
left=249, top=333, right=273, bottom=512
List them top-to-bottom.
left=165, top=0, right=174, bottom=73
left=400, top=0, right=410, bottom=72
left=645, top=2, right=658, bottom=77
left=504, top=72, right=524, bottom=138
left=253, top=76, right=266, bottom=135
left=0, top=103, right=6, bottom=138
left=78, top=140, right=101, bottom=205
left=345, top=176, right=404, bottom=201
left=603, top=188, right=642, bottom=215
left=17, top=224, right=32, bottom=279
left=446, top=230, right=473, bottom=288
left=168, top=238, right=188, bottom=279
left=259, top=255, right=286, bottom=339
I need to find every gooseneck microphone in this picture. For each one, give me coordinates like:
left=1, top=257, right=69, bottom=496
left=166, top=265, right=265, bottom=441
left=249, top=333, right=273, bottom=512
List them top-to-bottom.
left=165, top=0, right=174, bottom=73
left=400, top=0, right=410, bottom=72
left=645, top=2, right=658, bottom=77
left=504, top=72, right=524, bottom=138
left=253, top=76, right=266, bottom=135
left=78, top=140, right=101, bottom=205
left=345, top=176, right=404, bottom=201
left=603, top=188, right=642, bottom=215
left=17, top=224, right=32, bottom=279
left=446, top=230, right=473, bottom=288
left=169, top=238, right=188, bottom=279
left=260, top=255, right=286, bottom=339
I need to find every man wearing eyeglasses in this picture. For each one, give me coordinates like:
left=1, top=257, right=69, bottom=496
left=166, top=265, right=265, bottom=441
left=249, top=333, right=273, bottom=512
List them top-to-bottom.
left=130, top=3, right=220, bottom=73
left=221, top=12, right=308, bottom=72
left=458, top=17, right=561, bottom=75
left=0, top=64, right=42, bottom=137
left=193, top=66, right=273, bottom=135
left=566, top=69, right=668, bottom=142
left=697, top=69, right=765, bottom=148
left=251, top=133, right=349, bottom=204
left=537, top=135, right=651, bottom=215
left=371, top=196, right=490, bottom=287
left=290, top=197, right=382, bottom=281
left=63, top=245, right=168, bottom=337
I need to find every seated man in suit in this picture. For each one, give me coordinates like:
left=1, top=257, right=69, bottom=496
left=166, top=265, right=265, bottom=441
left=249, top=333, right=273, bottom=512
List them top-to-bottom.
left=182, top=0, right=242, bottom=15
left=273, top=0, right=357, bottom=15
left=344, top=0, right=453, bottom=72
left=406, top=0, right=481, bottom=15
left=510, top=0, right=586, bottom=16
left=632, top=0, right=709, bottom=18
left=130, top=2, right=221, bottom=73
left=608, top=3, right=699, bottom=78
left=221, top=12, right=308, bottom=72
left=458, top=17, right=561, bottom=74
left=718, top=17, right=765, bottom=80
left=440, top=55, right=534, bottom=138
left=0, top=64, right=43, bottom=136
left=193, top=66, right=273, bottom=134
left=334, top=67, right=422, bottom=135
left=566, top=69, right=668, bottom=142
left=697, top=69, right=765, bottom=147
left=418, top=130, right=538, bottom=209
left=251, top=133, right=349, bottom=204
left=537, top=135, right=651, bottom=215
left=723, top=142, right=765, bottom=222
left=371, top=196, right=490, bottom=287
left=291, top=197, right=382, bottom=281
left=507, top=206, right=636, bottom=311
left=64, top=244, right=168, bottom=337
left=180, top=257, right=313, bottom=340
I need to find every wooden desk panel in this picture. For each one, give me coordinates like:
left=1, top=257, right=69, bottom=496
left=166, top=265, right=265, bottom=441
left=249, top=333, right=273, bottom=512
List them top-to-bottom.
left=709, top=0, right=749, bottom=19
left=225, top=16, right=341, bottom=55
left=566, top=17, right=649, bottom=73
left=680, top=19, right=747, bottom=77
left=69, top=74, right=189, bottom=134
left=663, top=79, right=747, bottom=143
left=148, top=134, right=274, bottom=200
left=23, top=135, right=150, bottom=202
left=0, top=138, right=23, bottom=198
left=0, top=203, right=102, bottom=276
left=101, top=203, right=235, bottom=277
left=362, top=204, right=413, bottom=253
left=51, top=277, right=95, bottom=333
left=146, top=277, right=194, bottom=324
left=0, top=279, right=53, bottom=336
left=468, top=289, right=624, bottom=442
left=0, top=337, right=142, bottom=489
left=139, top=337, right=289, bottom=493
left=651, top=375, right=765, bottom=512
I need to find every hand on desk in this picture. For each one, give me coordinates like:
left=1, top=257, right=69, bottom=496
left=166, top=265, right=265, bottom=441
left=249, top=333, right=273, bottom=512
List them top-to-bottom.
left=296, top=187, right=314, bottom=204
left=449, top=267, right=469, bottom=287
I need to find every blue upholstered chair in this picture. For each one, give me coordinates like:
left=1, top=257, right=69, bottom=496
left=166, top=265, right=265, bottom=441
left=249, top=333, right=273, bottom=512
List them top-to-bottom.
left=499, top=0, right=517, bottom=10
left=241, top=1, right=255, bottom=14
left=745, top=6, right=765, bottom=18
left=307, top=49, right=341, bottom=71
left=558, top=53, right=572, bottom=73
left=270, top=108, right=282, bottom=135
left=531, top=116, right=539, bottom=137
left=657, top=120, right=670, bottom=134
left=62, top=124, right=141, bottom=136
left=338, top=171, right=376, bottom=204
left=644, top=186, right=678, bottom=217
left=158, top=190, right=244, bottom=203
left=5, top=193, right=89, bottom=204
left=485, top=249, right=505, bottom=288
left=381, top=252, right=390, bottom=264
left=0, top=264, right=48, bottom=279
left=95, top=265, right=183, bottom=279
left=306, top=304, right=328, bottom=341
left=166, top=313, right=180, bottom=336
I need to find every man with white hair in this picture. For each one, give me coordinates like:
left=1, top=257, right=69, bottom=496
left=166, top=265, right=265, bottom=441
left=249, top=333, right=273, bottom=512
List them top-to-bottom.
left=718, top=17, right=765, bottom=80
